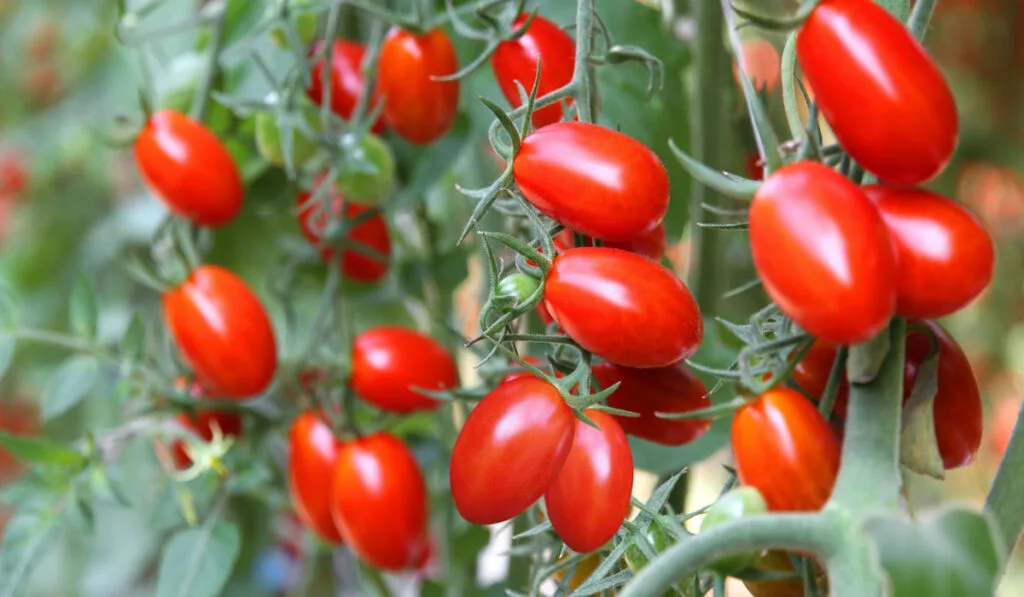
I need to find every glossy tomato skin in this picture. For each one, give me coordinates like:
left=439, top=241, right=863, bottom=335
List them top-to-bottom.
left=797, top=0, right=958, bottom=185
left=492, top=14, right=575, bottom=129
left=376, top=28, right=459, bottom=145
left=307, top=40, right=386, bottom=134
left=134, top=110, right=243, bottom=227
left=514, top=122, right=669, bottom=241
left=750, top=161, right=896, bottom=345
left=864, top=185, right=994, bottom=319
left=296, top=189, right=391, bottom=282
left=555, top=224, right=667, bottom=262
left=545, top=248, right=702, bottom=368
left=162, top=266, right=278, bottom=398
left=904, top=321, right=983, bottom=469
left=350, top=326, right=458, bottom=413
left=791, top=340, right=849, bottom=420
left=592, top=361, right=711, bottom=445
left=450, top=377, right=576, bottom=524
left=732, top=388, right=841, bottom=512
left=171, top=410, right=243, bottom=469
left=545, top=410, right=633, bottom=553
left=288, top=412, right=343, bottom=544
left=330, top=432, right=428, bottom=570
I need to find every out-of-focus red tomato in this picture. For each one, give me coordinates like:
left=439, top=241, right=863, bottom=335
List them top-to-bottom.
left=0, top=399, right=40, bottom=481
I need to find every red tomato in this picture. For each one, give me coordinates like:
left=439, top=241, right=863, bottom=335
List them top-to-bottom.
left=797, top=0, right=958, bottom=184
left=492, top=14, right=575, bottom=128
left=376, top=28, right=459, bottom=145
left=307, top=40, right=386, bottom=134
left=133, top=110, right=243, bottom=227
left=514, top=122, right=669, bottom=241
left=745, top=150, right=762, bottom=180
left=0, top=152, right=27, bottom=198
left=750, top=161, right=896, bottom=344
left=864, top=185, right=994, bottom=319
left=296, top=189, right=391, bottom=282
left=554, top=224, right=668, bottom=262
left=544, top=247, right=702, bottom=368
left=162, top=265, right=278, bottom=398
left=536, top=302, right=555, bottom=326
left=904, top=321, right=982, bottom=469
left=350, top=326, right=458, bottom=413
left=791, top=341, right=849, bottom=420
left=592, top=361, right=711, bottom=446
left=450, top=377, right=576, bottom=524
left=732, top=388, right=840, bottom=512
left=0, top=399, right=39, bottom=481
left=990, top=399, right=1019, bottom=461
left=171, top=410, right=243, bottom=469
left=545, top=410, right=633, bottom=553
left=288, top=412, right=343, bottom=544
left=330, top=432, right=428, bottom=570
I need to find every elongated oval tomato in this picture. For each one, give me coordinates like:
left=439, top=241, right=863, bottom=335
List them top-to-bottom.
left=797, top=0, right=958, bottom=184
left=492, top=14, right=575, bottom=128
left=376, top=28, right=459, bottom=145
left=307, top=40, right=386, bottom=134
left=134, top=110, right=243, bottom=227
left=514, top=123, right=669, bottom=241
left=750, top=161, right=896, bottom=344
left=864, top=185, right=994, bottom=319
left=296, top=189, right=391, bottom=282
left=555, top=223, right=667, bottom=262
left=544, top=248, right=702, bottom=368
left=162, top=265, right=278, bottom=397
left=351, top=326, right=458, bottom=413
left=791, top=340, right=849, bottom=420
left=592, top=361, right=711, bottom=446
left=450, top=377, right=576, bottom=524
left=732, top=388, right=840, bottom=512
left=171, top=410, right=243, bottom=469
left=545, top=410, right=633, bottom=553
left=288, top=412, right=343, bottom=544
left=330, top=432, right=428, bottom=570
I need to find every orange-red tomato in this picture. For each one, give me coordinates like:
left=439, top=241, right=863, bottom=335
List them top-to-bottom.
left=492, top=14, right=575, bottom=128
left=375, top=28, right=459, bottom=145
left=307, top=40, right=386, bottom=134
left=133, top=110, right=244, bottom=227
left=295, top=189, right=391, bottom=283
left=554, top=224, right=668, bottom=262
left=162, top=265, right=278, bottom=398
left=350, top=326, right=458, bottom=413
left=791, top=341, right=849, bottom=420
left=0, top=399, right=40, bottom=481
left=990, top=399, right=1020, bottom=461
left=171, top=410, right=243, bottom=469
left=288, top=412, right=343, bottom=544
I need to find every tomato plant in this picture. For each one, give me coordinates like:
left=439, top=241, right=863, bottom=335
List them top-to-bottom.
left=492, top=14, right=575, bottom=128
left=307, top=40, right=386, bottom=133
left=254, top=108, right=320, bottom=168
left=334, top=133, right=396, bottom=205
left=295, top=188, right=391, bottom=282
left=554, top=224, right=668, bottom=262
left=350, top=326, right=458, bottom=413
left=791, top=340, right=849, bottom=420
left=0, top=400, right=39, bottom=481
left=288, top=411, right=343, bottom=544
left=700, top=486, right=768, bottom=574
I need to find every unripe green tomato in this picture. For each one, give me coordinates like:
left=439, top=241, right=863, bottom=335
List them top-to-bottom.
left=270, top=0, right=318, bottom=49
left=255, top=110, right=320, bottom=168
left=334, top=134, right=396, bottom=205
left=496, top=273, right=540, bottom=305
left=699, top=486, right=768, bottom=575
left=624, top=526, right=695, bottom=597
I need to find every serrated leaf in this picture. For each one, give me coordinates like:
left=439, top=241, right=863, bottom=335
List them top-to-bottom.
left=69, top=276, right=99, bottom=340
left=0, top=334, right=15, bottom=381
left=900, top=353, right=944, bottom=479
left=42, top=356, right=100, bottom=420
left=0, top=432, right=85, bottom=468
left=0, top=496, right=65, bottom=597
left=156, top=521, right=241, bottom=597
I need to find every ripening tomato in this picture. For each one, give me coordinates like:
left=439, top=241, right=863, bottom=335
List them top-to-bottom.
left=797, top=0, right=958, bottom=184
left=492, top=14, right=575, bottom=128
left=376, top=28, right=459, bottom=145
left=307, top=40, right=386, bottom=134
left=134, top=110, right=244, bottom=227
left=514, top=122, right=669, bottom=241
left=750, top=161, right=896, bottom=344
left=864, top=185, right=994, bottom=319
left=296, top=189, right=391, bottom=282
left=554, top=224, right=667, bottom=262
left=544, top=248, right=702, bottom=368
left=162, top=265, right=278, bottom=398
left=904, top=321, right=983, bottom=469
left=350, top=326, right=458, bottom=413
left=791, top=340, right=849, bottom=420
left=592, top=361, right=711, bottom=445
left=450, top=377, right=576, bottom=524
left=732, top=388, right=840, bottom=512
left=0, top=399, right=40, bottom=480
left=171, top=409, right=243, bottom=469
left=545, top=410, right=633, bottom=553
left=288, top=412, right=343, bottom=544
left=331, top=432, right=428, bottom=570
left=744, top=551, right=826, bottom=597
left=552, top=553, right=604, bottom=591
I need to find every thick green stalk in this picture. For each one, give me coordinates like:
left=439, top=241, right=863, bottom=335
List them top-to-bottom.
left=572, top=0, right=596, bottom=124
left=984, top=398, right=1024, bottom=565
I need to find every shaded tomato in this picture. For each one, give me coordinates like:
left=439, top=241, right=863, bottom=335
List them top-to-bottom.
left=797, top=0, right=958, bottom=184
left=492, top=14, right=575, bottom=128
left=375, top=28, right=459, bottom=145
left=732, top=36, right=781, bottom=94
left=307, top=40, right=386, bottom=133
left=134, top=110, right=244, bottom=227
left=514, top=122, right=669, bottom=241
left=0, top=152, right=27, bottom=198
left=750, top=161, right=896, bottom=344
left=864, top=185, right=994, bottom=319
left=296, top=188, right=391, bottom=282
left=555, top=224, right=667, bottom=262
left=544, top=247, right=702, bottom=368
left=162, top=265, right=278, bottom=398
left=536, top=301, right=555, bottom=326
left=350, top=326, right=458, bottom=413
left=791, top=340, right=849, bottom=420
left=592, top=361, right=711, bottom=446
left=450, top=377, right=576, bottom=524
left=732, top=388, right=840, bottom=512
left=990, top=398, right=1020, bottom=461
left=0, top=399, right=40, bottom=481
left=171, top=409, right=243, bottom=469
left=546, top=410, right=633, bottom=553
left=288, top=412, right=343, bottom=544
left=330, top=432, right=428, bottom=570
left=700, top=486, right=769, bottom=574
left=744, top=551, right=826, bottom=597
left=552, top=553, right=605, bottom=591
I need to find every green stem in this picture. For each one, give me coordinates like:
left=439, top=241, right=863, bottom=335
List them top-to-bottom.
left=572, top=0, right=596, bottom=124
left=907, top=0, right=937, bottom=38
left=191, top=4, right=227, bottom=123
left=817, top=346, right=848, bottom=418
left=983, top=398, right=1024, bottom=566
left=825, top=538, right=888, bottom=597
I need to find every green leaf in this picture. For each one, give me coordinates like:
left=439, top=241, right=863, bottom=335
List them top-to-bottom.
left=668, top=140, right=759, bottom=201
left=69, top=276, right=99, bottom=340
left=0, top=290, right=17, bottom=330
left=121, top=314, right=146, bottom=365
left=0, top=334, right=15, bottom=381
left=900, top=353, right=944, bottom=479
left=42, top=356, right=100, bottom=420
left=0, top=432, right=85, bottom=468
left=0, top=496, right=65, bottom=597
left=864, top=507, right=1003, bottom=597
left=156, top=521, right=241, bottom=597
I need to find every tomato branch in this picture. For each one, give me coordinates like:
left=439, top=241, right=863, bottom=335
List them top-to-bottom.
left=191, top=2, right=228, bottom=123
left=983, top=398, right=1024, bottom=567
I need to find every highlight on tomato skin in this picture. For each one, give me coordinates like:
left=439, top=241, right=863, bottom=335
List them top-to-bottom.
left=492, top=14, right=576, bottom=129
left=306, top=40, right=386, bottom=134
left=350, top=326, right=459, bottom=413
left=287, top=412, right=343, bottom=544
